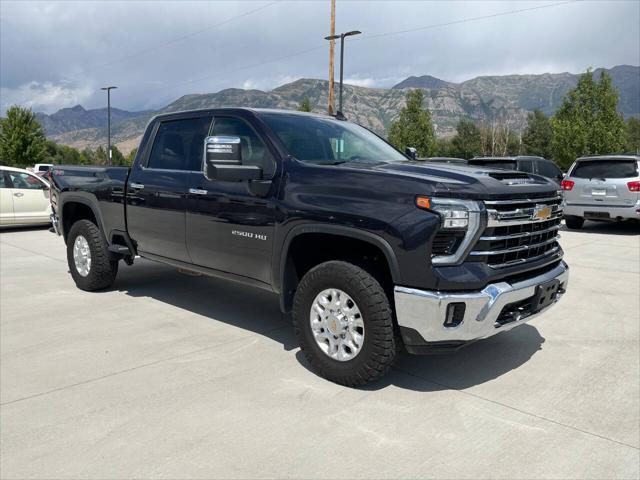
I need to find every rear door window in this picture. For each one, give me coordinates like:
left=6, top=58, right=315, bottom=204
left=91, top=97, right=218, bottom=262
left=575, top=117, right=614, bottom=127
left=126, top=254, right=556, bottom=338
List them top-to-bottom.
left=571, top=160, right=638, bottom=179
left=8, top=171, right=46, bottom=190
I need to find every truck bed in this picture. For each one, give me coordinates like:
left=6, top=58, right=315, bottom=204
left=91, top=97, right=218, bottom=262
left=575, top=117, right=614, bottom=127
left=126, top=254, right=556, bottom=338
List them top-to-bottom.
left=50, top=165, right=130, bottom=240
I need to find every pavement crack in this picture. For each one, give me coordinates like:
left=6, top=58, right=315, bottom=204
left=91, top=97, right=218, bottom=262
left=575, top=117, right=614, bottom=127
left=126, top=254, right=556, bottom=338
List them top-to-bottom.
left=0, top=239, right=66, bottom=264
left=0, top=324, right=289, bottom=407
left=393, top=366, right=639, bottom=451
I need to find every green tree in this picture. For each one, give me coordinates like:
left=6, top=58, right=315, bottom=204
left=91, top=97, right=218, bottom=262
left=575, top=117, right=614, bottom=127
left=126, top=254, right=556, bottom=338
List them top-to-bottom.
left=551, top=69, right=626, bottom=169
left=388, top=89, right=436, bottom=157
left=298, top=97, right=312, bottom=112
left=0, top=106, right=47, bottom=167
left=522, top=109, right=553, bottom=158
left=625, top=117, right=640, bottom=154
left=451, top=119, right=482, bottom=159
left=434, top=138, right=454, bottom=157
left=110, top=145, right=126, bottom=166
left=95, top=146, right=108, bottom=165
left=80, top=147, right=95, bottom=164
left=125, top=147, right=138, bottom=166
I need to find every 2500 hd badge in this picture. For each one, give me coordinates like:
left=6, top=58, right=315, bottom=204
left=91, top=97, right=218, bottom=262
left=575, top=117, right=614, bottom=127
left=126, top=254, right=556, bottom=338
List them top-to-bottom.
left=232, top=230, right=267, bottom=241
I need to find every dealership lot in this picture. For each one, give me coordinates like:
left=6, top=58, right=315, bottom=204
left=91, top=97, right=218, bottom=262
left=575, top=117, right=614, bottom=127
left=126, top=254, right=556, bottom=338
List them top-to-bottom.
left=1, top=224, right=638, bottom=479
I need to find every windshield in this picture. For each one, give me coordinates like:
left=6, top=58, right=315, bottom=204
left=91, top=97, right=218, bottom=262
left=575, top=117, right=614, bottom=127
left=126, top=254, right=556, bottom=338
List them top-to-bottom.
left=260, top=113, right=407, bottom=165
left=468, top=159, right=517, bottom=170
left=571, top=159, right=638, bottom=179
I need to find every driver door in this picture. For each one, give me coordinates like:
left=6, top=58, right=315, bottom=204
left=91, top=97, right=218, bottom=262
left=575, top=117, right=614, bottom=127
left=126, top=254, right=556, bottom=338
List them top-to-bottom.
left=186, top=115, right=279, bottom=284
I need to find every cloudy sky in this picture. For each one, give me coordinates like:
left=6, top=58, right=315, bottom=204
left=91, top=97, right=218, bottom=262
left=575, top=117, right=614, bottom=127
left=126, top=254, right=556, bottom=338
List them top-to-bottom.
left=1, top=0, right=638, bottom=114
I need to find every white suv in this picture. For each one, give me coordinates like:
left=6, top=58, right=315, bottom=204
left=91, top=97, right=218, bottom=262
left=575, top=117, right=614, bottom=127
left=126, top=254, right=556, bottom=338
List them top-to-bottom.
left=561, top=154, right=640, bottom=229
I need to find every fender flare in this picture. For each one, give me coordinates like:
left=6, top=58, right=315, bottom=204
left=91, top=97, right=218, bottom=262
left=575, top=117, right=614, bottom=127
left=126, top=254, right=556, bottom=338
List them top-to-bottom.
left=58, top=194, right=108, bottom=243
left=275, top=223, right=401, bottom=312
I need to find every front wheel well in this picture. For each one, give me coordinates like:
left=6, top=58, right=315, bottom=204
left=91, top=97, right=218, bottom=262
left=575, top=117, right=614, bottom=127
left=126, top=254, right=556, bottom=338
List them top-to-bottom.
left=280, top=232, right=395, bottom=313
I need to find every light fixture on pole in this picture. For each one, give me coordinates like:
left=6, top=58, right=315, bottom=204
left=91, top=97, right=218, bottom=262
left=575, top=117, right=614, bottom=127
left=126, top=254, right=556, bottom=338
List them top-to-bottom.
left=324, top=30, right=361, bottom=118
left=100, top=86, right=117, bottom=165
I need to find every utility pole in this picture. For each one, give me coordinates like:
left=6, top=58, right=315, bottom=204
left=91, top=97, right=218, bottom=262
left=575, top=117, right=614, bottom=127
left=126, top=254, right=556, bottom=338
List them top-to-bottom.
left=327, top=0, right=336, bottom=115
left=324, top=30, right=361, bottom=117
left=100, top=86, right=117, bottom=166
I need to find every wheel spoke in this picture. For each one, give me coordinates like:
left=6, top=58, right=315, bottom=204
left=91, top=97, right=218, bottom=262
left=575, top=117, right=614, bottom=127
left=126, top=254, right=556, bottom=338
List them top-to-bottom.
left=309, top=288, right=365, bottom=362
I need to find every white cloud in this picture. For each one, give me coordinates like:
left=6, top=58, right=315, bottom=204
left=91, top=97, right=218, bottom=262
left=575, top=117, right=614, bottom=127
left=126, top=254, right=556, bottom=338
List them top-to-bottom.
left=0, top=0, right=638, bottom=114
left=241, top=75, right=299, bottom=92
left=343, top=77, right=376, bottom=88
left=1, top=81, right=93, bottom=114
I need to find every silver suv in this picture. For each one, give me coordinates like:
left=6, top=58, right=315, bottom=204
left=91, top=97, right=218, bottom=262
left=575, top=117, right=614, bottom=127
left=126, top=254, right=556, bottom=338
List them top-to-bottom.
left=561, top=154, right=640, bottom=229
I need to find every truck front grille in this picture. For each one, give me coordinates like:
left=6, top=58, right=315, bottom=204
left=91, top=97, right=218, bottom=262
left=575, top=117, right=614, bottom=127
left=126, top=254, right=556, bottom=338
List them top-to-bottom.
left=470, top=195, right=564, bottom=269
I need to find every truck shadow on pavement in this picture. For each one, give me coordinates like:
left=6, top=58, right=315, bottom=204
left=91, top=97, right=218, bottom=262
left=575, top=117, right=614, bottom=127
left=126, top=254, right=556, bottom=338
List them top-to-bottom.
left=113, top=259, right=545, bottom=392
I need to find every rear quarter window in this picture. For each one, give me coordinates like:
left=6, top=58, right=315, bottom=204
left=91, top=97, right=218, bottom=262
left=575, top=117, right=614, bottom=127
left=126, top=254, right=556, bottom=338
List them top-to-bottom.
left=571, top=160, right=639, bottom=179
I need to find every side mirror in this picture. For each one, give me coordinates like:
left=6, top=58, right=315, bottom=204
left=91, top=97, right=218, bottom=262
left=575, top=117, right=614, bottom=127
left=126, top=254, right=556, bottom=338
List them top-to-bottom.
left=203, top=136, right=263, bottom=182
left=405, top=147, right=417, bottom=160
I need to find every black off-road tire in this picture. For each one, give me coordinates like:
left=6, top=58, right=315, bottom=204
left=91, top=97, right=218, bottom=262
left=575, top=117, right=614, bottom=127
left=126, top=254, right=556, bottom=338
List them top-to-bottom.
left=565, top=215, right=584, bottom=229
left=67, top=219, right=118, bottom=291
left=292, top=261, right=396, bottom=387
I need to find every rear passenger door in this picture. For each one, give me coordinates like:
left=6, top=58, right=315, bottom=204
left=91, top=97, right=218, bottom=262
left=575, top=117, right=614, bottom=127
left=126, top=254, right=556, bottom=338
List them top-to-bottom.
left=127, top=115, right=213, bottom=263
left=6, top=170, right=51, bottom=223
left=0, top=171, right=15, bottom=225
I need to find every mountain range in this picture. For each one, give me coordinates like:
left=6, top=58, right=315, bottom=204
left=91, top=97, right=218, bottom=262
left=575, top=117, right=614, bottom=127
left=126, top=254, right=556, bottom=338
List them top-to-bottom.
left=40, top=65, right=639, bottom=154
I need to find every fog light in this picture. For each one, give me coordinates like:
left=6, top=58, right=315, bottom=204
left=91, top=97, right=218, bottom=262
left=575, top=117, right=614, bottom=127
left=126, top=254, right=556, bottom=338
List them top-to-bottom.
left=444, top=302, right=466, bottom=327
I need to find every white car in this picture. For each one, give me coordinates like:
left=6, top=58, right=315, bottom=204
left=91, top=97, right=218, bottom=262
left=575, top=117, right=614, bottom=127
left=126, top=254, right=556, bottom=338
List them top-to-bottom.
left=0, top=166, right=52, bottom=227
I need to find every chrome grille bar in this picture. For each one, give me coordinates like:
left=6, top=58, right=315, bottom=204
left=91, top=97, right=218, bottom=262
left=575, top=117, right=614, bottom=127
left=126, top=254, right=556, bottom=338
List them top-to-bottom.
left=469, top=195, right=564, bottom=268
left=484, top=195, right=562, bottom=205
left=487, top=209, right=563, bottom=227
left=479, top=223, right=561, bottom=241
left=470, top=235, right=561, bottom=256
left=488, top=246, right=562, bottom=269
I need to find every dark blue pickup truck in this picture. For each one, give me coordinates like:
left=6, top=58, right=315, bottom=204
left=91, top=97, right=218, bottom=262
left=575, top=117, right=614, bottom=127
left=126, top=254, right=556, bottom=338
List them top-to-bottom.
left=49, top=108, right=569, bottom=386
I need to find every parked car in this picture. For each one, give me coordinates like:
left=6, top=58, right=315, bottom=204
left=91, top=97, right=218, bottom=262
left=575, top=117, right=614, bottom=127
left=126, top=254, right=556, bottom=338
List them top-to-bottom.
left=49, top=108, right=569, bottom=387
left=561, top=154, right=640, bottom=229
left=469, top=156, right=564, bottom=184
left=33, top=163, right=53, bottom=174
left=0, top=166, right=52, bottom=227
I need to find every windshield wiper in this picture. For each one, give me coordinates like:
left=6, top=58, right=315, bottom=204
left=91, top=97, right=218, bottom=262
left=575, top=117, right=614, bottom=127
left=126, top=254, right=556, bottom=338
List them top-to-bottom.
left=314, top=161, right=348, bottom=165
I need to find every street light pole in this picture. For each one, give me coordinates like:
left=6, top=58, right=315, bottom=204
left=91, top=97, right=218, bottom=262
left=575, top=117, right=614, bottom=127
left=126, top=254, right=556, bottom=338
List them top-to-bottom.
left=324, top=30, right=361, bottom=118
left=100, top=86, right=117, bottom=165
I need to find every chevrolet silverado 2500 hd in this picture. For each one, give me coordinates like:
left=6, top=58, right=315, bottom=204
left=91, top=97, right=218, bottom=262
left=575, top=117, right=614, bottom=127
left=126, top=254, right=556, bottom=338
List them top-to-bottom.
left=49, top=108, right=569, bottom=386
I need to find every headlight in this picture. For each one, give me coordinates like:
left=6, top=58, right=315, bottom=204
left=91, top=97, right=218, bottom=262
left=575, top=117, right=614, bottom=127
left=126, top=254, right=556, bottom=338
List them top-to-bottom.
left=416, top=197, right=485, bottom=265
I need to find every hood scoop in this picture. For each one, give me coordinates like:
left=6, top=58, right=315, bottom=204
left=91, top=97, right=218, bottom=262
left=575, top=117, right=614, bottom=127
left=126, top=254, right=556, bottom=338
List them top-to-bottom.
left=486, top=171, right=538, bottom=185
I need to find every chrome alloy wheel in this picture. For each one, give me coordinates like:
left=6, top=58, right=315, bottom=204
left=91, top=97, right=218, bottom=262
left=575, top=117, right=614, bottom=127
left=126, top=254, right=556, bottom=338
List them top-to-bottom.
left=73, top=235, right=92, bottom=277
left=309, top=289, right=365, bottom=361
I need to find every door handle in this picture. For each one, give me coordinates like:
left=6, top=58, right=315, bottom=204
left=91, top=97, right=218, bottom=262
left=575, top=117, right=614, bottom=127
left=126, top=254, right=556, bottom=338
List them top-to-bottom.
left=130, top=183, right=144, bottom=190
left=189, top=188, right=208, bottom=195
left=13, top=192, right=24, bottom=197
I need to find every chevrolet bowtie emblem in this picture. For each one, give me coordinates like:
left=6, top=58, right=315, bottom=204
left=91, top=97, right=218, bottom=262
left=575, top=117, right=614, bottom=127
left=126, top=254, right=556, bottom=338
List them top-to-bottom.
left=531, top=204, right=552, bottom=221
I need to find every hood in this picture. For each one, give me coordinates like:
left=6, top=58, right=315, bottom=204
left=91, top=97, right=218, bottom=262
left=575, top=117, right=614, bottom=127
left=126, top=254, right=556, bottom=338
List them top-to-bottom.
left=339, top=161, right=559, bottom=199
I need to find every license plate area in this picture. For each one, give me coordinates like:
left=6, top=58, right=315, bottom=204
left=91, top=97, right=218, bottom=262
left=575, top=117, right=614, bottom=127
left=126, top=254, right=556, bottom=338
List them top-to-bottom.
left=591, top=188, right=606, bottom=196
left=585, top=211, right=610, bottom=219
left=532, top=279, right=561, bottom=312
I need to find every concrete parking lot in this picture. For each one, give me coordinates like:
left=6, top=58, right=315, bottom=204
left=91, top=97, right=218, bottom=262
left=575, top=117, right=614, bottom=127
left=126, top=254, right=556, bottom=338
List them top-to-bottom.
left=1, top=222, right=638, bottom=479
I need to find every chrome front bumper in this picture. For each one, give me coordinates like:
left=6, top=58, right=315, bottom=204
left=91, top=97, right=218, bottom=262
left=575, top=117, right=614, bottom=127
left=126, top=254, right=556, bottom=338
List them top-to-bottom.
left=394, top=261, right=569, bottom=345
